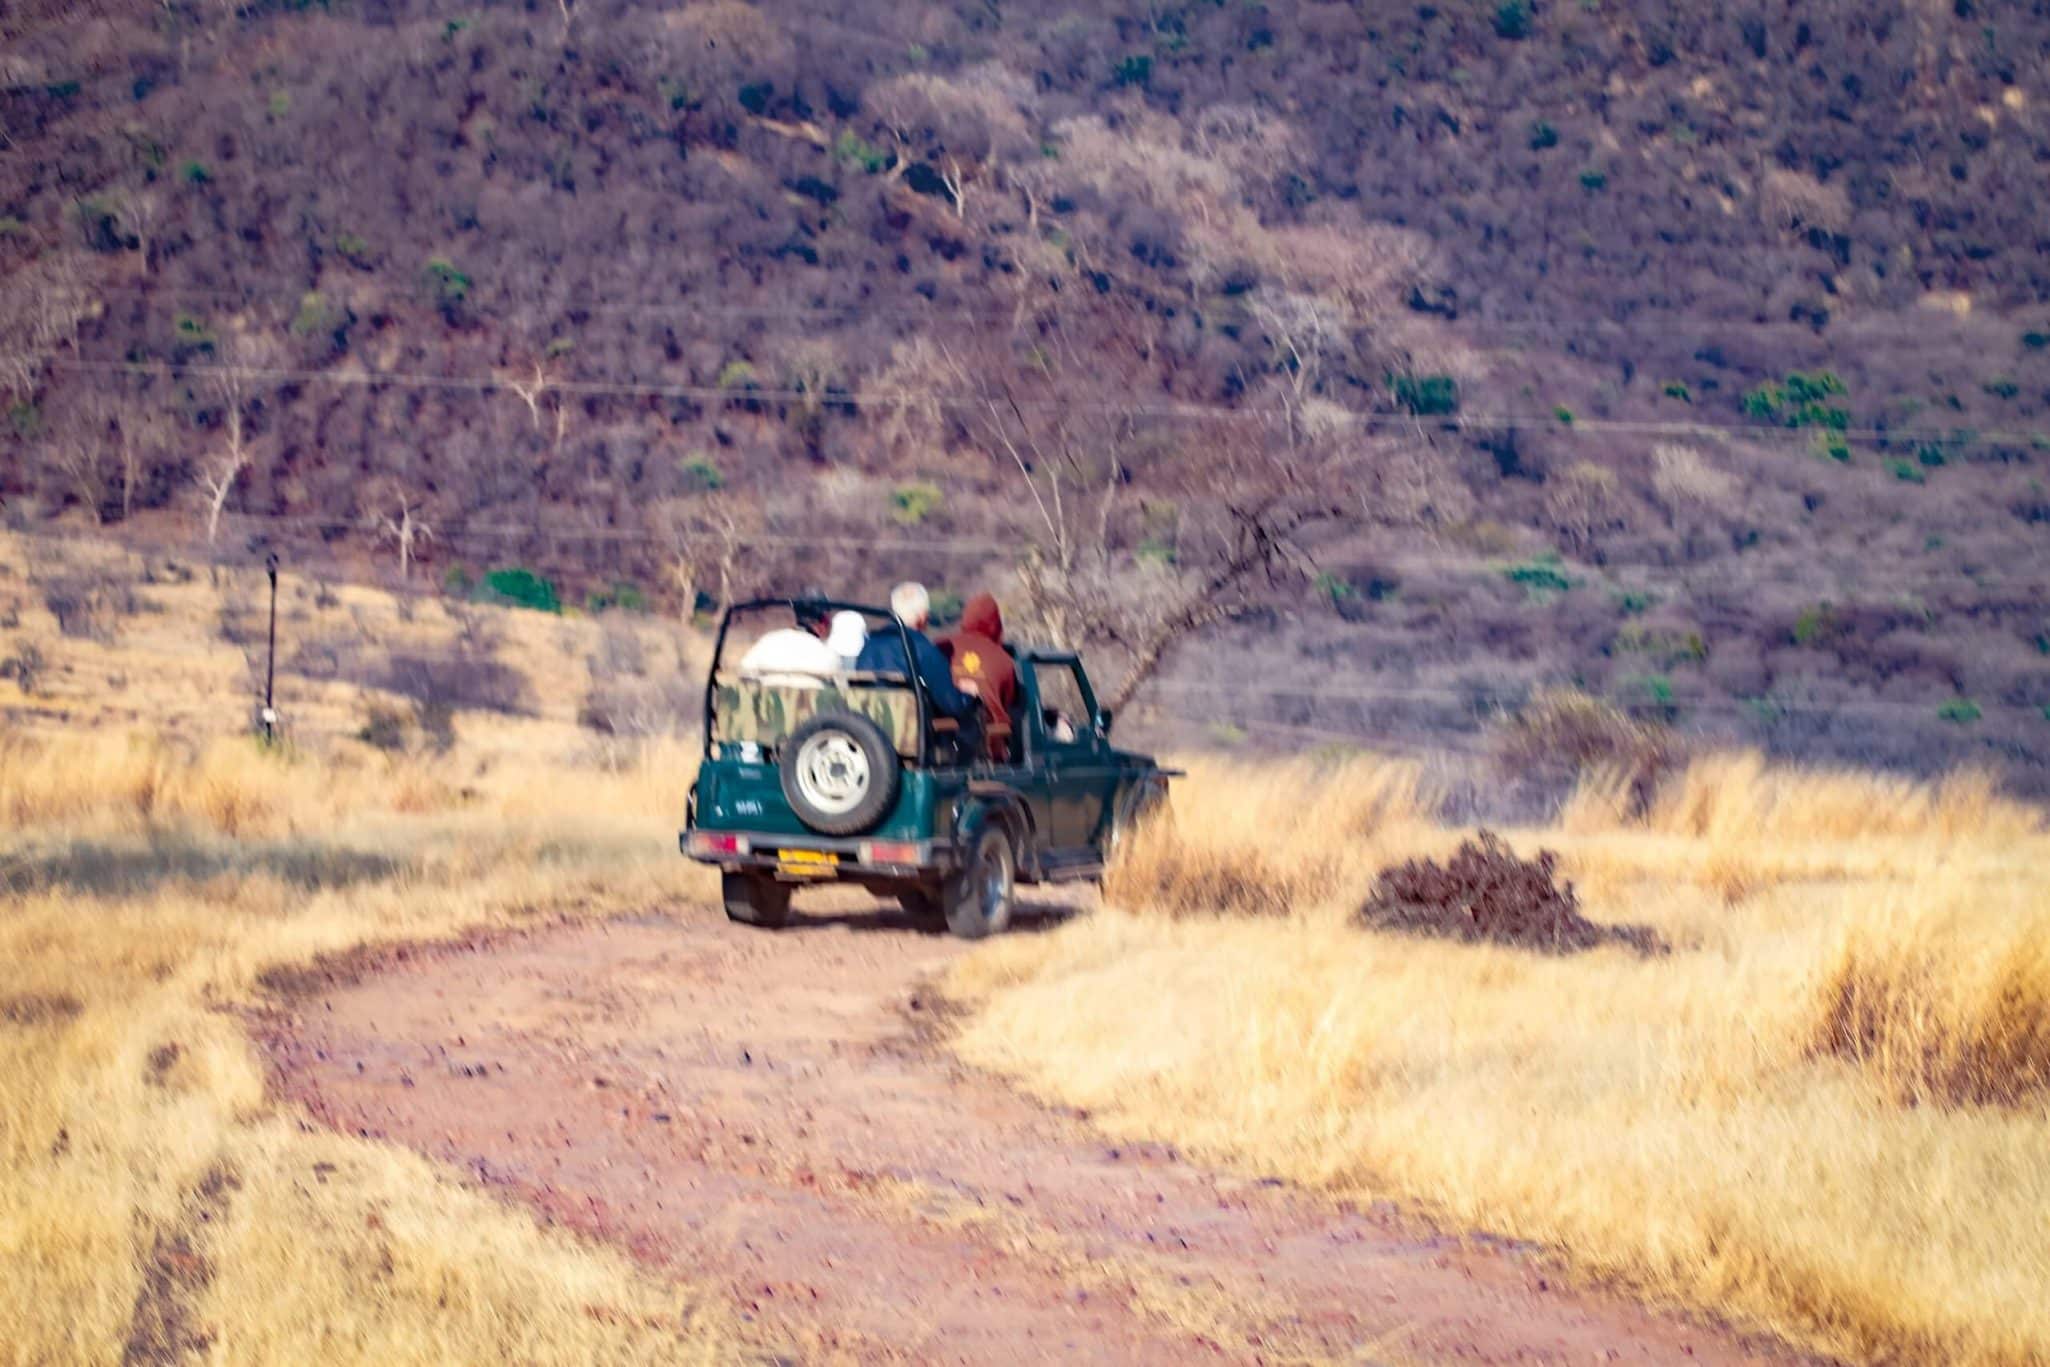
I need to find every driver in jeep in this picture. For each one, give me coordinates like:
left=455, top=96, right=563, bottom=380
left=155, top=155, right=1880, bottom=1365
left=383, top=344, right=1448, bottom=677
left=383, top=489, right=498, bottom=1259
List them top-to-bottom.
left=855, top=582, right=982, bottom=742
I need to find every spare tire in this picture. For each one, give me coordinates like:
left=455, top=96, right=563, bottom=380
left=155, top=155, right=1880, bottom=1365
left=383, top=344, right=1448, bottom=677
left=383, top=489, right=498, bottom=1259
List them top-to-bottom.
left=780, top=711, right=900, bottom=835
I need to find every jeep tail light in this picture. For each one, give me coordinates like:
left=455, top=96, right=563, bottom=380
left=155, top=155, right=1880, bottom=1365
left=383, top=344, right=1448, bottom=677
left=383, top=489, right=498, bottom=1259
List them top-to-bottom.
left=688, top=831, right=750, bottom=858
left=858, top=840, right=923, bottom=866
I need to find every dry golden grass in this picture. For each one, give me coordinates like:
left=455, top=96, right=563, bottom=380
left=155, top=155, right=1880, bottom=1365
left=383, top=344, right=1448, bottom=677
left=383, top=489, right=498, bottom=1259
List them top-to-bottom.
left=1, top=529, right=742, bottom=1365
left=0, top=727, right=734, bottom=1366
left=948, top=752, right=2050, bottom=1365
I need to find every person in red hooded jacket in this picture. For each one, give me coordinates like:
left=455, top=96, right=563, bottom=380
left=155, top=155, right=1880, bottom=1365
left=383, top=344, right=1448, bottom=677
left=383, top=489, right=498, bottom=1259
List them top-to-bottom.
left=941, top=592, right=1020, bottom=760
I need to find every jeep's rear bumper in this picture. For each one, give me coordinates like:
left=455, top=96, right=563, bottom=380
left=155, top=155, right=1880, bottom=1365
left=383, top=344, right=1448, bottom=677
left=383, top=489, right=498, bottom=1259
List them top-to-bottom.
left=680, top=829, right=958, bottom=882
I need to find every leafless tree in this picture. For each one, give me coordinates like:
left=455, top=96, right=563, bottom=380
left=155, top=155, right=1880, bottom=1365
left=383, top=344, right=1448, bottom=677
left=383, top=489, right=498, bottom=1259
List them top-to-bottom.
left=868, top=69, right=1034, bottom=218
left=110, top=185, right=163, bottom=274
left=0, top=253, right=94, bottom=404
left=950, top=289, right=1346, bottom=708
left=1247, top=289, right=1349, bottom=452
left=195, top=338, right=271, bottom=544
left=43, top=398, right=117, bottom=523
left=114, top=401, right=174, bottom=524
left=650, top=492, right=761, bottom=622
left=372, top=493, right=434, bottom=579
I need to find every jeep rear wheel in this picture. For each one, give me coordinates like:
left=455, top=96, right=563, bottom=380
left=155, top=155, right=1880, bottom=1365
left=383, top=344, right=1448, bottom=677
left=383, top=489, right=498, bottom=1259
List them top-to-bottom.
left=943, top=827, right=1014, bottom=940
left=723, top=873, right=791, bottom=928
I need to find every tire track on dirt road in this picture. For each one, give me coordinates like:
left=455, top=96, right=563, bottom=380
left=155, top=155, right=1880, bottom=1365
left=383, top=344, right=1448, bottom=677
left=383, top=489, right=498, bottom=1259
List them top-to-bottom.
left=258, top=901, right=1825, bottom=1364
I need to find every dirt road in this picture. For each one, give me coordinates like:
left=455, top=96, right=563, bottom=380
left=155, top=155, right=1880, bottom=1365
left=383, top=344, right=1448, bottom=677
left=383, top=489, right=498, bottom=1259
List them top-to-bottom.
left=261, top=899, right=1819, bottom=1364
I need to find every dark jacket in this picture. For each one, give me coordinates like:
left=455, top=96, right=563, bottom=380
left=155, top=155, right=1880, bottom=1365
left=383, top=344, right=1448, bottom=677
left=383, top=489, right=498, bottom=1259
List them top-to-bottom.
left=940, top=593, right=1019, bottom=726
left=856, top=624, right=979, bottom=723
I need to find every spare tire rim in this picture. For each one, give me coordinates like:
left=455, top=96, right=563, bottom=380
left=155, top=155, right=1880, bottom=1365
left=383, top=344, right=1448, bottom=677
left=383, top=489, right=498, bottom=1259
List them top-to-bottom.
left=795, top=731, right=870, bottom=815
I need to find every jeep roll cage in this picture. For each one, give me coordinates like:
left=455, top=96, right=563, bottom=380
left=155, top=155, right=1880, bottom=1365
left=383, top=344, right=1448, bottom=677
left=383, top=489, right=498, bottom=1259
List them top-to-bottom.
left=704, top=596, right=944, bottom=767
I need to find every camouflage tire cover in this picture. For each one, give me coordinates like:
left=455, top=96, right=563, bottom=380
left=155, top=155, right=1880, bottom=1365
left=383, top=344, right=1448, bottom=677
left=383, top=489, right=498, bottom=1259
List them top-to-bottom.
left=713, top=676, right=921, bottom=757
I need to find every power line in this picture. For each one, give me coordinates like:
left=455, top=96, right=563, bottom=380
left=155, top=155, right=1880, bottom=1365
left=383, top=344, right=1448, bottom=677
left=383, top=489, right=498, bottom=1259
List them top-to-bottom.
left=78, top=276, right=1869, bottom=345
left=24, top=353, right=2045, bottom=447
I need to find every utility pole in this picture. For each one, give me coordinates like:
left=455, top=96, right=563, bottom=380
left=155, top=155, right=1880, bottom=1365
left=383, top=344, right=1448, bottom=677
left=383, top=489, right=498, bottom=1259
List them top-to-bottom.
left=261, top=551, right=279, bottom=743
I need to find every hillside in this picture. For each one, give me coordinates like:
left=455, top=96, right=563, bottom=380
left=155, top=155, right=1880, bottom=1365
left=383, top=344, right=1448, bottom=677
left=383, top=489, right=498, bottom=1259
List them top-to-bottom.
left=4, top=0, right=2049, bottom=784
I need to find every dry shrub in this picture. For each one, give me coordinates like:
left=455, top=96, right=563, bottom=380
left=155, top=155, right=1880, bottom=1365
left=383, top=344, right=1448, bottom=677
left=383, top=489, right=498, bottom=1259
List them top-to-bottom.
left=1760, top=166, right=1851, bottom=234
left=1650, top=443, right=1737, bottom=525
left=1545, top=460, right=1625, bottom=549
left=38, top=567, right=137, bottom=642
left=0, top=638, right=46, bottom=694
left=383, top=650, right=533, bottom=717
left=578, top=674, right=697, bottom=737
left=1493, top=687, right=1680, bottom=813
left=0, top=731, right=462, bottom=838
left=1645, top=751, right=2039, bottom=845
left=1103, top=754, right=1424, bottom=916
left=1359, top=830, right=1661, bottom=954
left=1810, top=890, right=2050, bottom=1110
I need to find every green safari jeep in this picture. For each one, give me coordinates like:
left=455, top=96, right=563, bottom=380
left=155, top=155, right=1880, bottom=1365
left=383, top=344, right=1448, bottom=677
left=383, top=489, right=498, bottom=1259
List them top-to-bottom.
left=681, top=598, right=1174, bottom=938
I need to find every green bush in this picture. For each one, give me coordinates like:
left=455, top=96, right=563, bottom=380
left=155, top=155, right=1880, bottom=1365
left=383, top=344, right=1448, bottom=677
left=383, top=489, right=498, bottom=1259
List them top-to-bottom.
left=1493, top=0, right=1533, bottom=39
left=1112, top=54, right=1153, bottom=88
left=1528, top=120, right=1558, bottom=150
left=834, top=129, right=891, bottom=173
left=179, top=160, right=211, bottom=185
left=1578, top=169, right=1607, bottom=192
left=0, top=216, right=25, bottom=237
left=335, top=231, right=371, bottom=262
left=423, top=256, right=470, bottom=305
left=289, top=292, right=339, bottom=338
left=173, top=313, right=216, bottom=352
left=2023, top=330, right=2049, bottom=351
left=716, top=359, right=756, bottom=390
left=1743, top=371, right=1849, bottom=430
left=1390, top=373, right=1459, bottom=416
left=1984, top=377, right=2020, bottom=400
left=1661, top=381, right=1692, bottom=402
left=1552, top=405, right=1575, bottom=425
left=1813, top=431, right=1852, bottom=463
left=1917, top=443, right=1949, bottom=468
left=680, top=456, right=724, bottom=493
left=1889, top=459, right=1925, bottom=484
left=890, top=482, right=943, bottom=526
left=1136, top=538, right=1177, bottom=567
left=1503, top=553, right=1573, bottom=598
left=443, top=565, right=475, bottom=596
left=482, top=567, right=559, bottom=614
left=1314, top=570, right=1356, bottom=606
left=585, top=581, right=646, bottom=614
left=1613, top=589, right=1655, bottom=616
left=1792, top=603, right=1837, bottom=646
left=1612, top=624, right=1706, bottom=662
left=1626, top=673, right=1677, bottom=719
left=1936, top=697, right=1981, bottom=725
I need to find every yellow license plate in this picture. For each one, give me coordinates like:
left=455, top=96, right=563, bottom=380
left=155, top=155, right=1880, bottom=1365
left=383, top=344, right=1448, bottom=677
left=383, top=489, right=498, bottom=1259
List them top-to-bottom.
left=776, top=848, right=839, bottom=878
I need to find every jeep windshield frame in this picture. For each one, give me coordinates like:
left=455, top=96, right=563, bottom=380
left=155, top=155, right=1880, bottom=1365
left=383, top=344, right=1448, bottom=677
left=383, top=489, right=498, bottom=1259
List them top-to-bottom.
left=703, top=597, right=935, bottom=766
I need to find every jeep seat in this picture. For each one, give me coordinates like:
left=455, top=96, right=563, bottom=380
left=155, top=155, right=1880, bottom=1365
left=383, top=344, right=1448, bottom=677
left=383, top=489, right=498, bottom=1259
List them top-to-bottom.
left=711, top=674, right=921, bottom=758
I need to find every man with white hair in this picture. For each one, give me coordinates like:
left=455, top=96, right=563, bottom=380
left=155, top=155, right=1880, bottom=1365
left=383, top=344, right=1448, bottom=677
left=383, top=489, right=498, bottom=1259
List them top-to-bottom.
left=855, top=581, right=980, bottom=726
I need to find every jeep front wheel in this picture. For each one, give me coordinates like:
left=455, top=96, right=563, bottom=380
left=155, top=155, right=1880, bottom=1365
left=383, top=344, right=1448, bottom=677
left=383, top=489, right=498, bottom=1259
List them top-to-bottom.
left=943, top=827, right=1014, bottom=940
left=723, top=872, right=791, bottom=928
